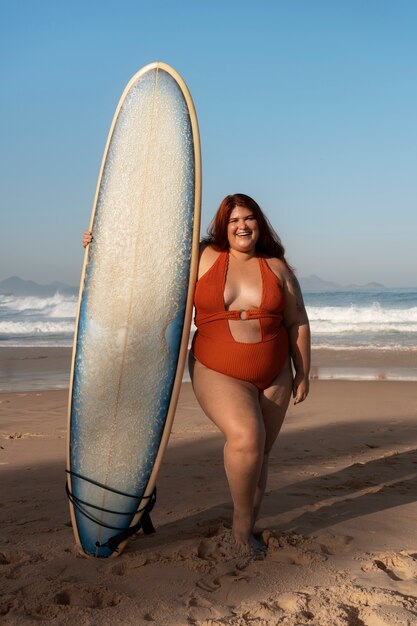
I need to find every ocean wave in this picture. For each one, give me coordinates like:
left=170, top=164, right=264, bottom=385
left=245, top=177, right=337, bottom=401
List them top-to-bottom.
left=1, top=292, right=417, bottom=348
left=0, top=293, right=77, bottom=318
left=307, top=304, right=417, bottom=334
left=0, top=320, right=75, bottom=335
left=312, top=342, right=417, bottom=352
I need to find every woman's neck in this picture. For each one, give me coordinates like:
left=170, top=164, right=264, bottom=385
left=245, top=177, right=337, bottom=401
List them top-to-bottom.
left=228, top=247, right=257, bottom=262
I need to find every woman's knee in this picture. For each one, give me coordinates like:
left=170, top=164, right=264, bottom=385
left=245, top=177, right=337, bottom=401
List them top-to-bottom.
left=226, top=426, right=266, bottom=458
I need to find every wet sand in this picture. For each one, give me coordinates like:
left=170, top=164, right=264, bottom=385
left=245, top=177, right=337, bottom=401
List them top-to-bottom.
left=1, top=345, right=416, bottom=393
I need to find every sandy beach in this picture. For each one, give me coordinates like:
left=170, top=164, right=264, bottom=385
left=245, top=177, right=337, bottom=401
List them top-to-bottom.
left=1, top=349, right=417, bottom=625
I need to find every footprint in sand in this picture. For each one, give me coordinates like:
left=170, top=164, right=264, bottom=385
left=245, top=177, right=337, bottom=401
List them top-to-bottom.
left=262, top=530, right=327, bottom=565
left=314, top=531, right=354, bottom=556
left=0, top=550, right=43, bottom=566
left=363, top=551, right=417, bottom=581
left=195, top=577, right=222, bottom=592
left=5, top=584, right=127, bottom=623
left=53, top=584, right=123, bottom=609
left=185, top=591, right=226, bottom=623
left=273, top=591, right=305, bottom=609
left=240, top=601, right=290, bottom=623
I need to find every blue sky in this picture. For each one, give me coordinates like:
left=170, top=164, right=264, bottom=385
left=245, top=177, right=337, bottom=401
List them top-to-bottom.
left=1, top=0, right=416, bottom=287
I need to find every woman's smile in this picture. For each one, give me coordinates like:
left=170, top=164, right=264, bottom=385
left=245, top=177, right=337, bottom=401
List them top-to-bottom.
left=227, top=206, right=259, bottom=250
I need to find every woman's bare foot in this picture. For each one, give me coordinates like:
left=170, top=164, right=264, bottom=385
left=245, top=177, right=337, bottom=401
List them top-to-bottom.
left=232, top=511, right=266, bottom=558
left=231, top=535, right=266, bottom=559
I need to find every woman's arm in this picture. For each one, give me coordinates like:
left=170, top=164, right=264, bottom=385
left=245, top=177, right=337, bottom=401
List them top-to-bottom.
left=282, top=270, right=311, bottom=404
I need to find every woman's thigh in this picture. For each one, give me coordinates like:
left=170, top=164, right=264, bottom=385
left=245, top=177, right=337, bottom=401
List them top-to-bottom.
left=190, top=355, right=264, bottom=443
left=259, top=357, right=293, bottom=453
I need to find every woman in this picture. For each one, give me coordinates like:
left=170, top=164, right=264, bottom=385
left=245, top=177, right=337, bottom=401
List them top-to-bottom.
left=83, top=193, right=310, bottom=557
left=189, top=194, right=310, bottom=555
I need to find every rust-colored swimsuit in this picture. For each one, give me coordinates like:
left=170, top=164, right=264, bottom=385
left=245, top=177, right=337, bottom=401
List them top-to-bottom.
left=192, top=251, right=289, bottom=390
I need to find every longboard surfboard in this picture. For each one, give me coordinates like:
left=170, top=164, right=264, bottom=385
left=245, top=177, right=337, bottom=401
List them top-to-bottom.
left=66, top=62, right=201, bottom=557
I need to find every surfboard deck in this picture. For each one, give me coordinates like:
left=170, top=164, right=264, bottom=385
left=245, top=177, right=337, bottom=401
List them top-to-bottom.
left=66, top=62, right=201, bottom=557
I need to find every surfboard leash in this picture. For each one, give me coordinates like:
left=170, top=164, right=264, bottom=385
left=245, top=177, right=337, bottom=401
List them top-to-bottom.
left=65, top=470, right=157, bottom=552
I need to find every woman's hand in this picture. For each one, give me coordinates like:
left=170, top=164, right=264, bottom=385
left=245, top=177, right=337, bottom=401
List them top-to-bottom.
left=83, top=231, right=93, bottom=248
left=292, top=371, right=309, bottom=405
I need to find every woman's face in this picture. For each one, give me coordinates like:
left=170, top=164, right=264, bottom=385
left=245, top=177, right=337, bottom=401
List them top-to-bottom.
left=227, top=205, right=259, bottom=252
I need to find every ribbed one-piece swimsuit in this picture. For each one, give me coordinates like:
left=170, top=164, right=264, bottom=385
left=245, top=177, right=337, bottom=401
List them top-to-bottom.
left=192, top=251, right=289, bottom=390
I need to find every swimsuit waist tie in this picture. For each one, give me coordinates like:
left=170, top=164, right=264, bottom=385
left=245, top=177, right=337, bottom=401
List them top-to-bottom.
left=197, top=309, right=283, bottom=325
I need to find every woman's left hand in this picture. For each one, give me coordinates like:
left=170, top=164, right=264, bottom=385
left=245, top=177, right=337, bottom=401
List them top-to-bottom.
left=293, top=372, right=309, bottom=405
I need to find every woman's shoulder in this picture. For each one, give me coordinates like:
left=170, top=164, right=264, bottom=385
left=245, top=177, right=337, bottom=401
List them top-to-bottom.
left=198, top=241, right=221, bottom=257
left=197, top=243, right=223, bottom=279
left=263, top=256, right=293, bottom=282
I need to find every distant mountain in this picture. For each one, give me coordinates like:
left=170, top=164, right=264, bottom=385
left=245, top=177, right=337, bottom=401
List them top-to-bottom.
left=0, top=274, right=387, bottom=297
left=299, top=274, right=386, bottom=292
left=299, top=275, right=342, bottom=291
left=0, top=276, right=78, bottom=297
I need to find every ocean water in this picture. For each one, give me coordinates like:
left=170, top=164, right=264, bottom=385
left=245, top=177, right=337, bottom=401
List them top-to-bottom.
left=1, top=288, right=417, bottom=352
left=1, top=288, right=416, bottom=389
left=304, top=288, right=417, bottom=351
left=0, top=292, right=77, bottom=347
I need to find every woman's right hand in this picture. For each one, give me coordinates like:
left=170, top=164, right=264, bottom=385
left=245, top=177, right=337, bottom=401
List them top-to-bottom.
left=83, top=230, right=93, bottom=248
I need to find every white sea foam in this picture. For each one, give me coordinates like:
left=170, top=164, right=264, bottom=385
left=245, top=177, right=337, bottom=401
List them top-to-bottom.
left=1, top=291, right=417, bottom=349
left=0, top=293, right=77, bottom=318
left=0, top=293, right=77, bottom=344
left=307, top=304, right=417, bottom=335
left=0, top=320, right=75, bottom=334
left=312, top=342, right=417, bottom=352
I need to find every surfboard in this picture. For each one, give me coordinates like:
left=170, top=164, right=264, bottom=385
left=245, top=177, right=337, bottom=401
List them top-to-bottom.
left=66, top=62, right=201, bottom=558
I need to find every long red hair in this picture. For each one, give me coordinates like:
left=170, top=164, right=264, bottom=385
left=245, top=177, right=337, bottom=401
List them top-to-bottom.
left=203, top=194, right=292, bottom=269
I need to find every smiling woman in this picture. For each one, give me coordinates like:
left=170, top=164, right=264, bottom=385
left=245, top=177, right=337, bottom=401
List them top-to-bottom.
left=83, top=192, right=310, bottom=557
left=189, top=193, right=311, bottom=556
left=228, top=208, right=259, bottom=251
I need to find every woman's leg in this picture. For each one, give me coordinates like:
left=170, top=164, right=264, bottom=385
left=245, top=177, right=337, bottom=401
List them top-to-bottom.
left=190, top=355, right=265, bottom=550
left=253, top=357, right=293, bottom=524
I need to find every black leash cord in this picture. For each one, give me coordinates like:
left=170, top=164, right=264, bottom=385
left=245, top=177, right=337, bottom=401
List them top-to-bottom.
left=66, top=469, right=143, bottom=499
left=65, top=470, right=157, bottom=551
